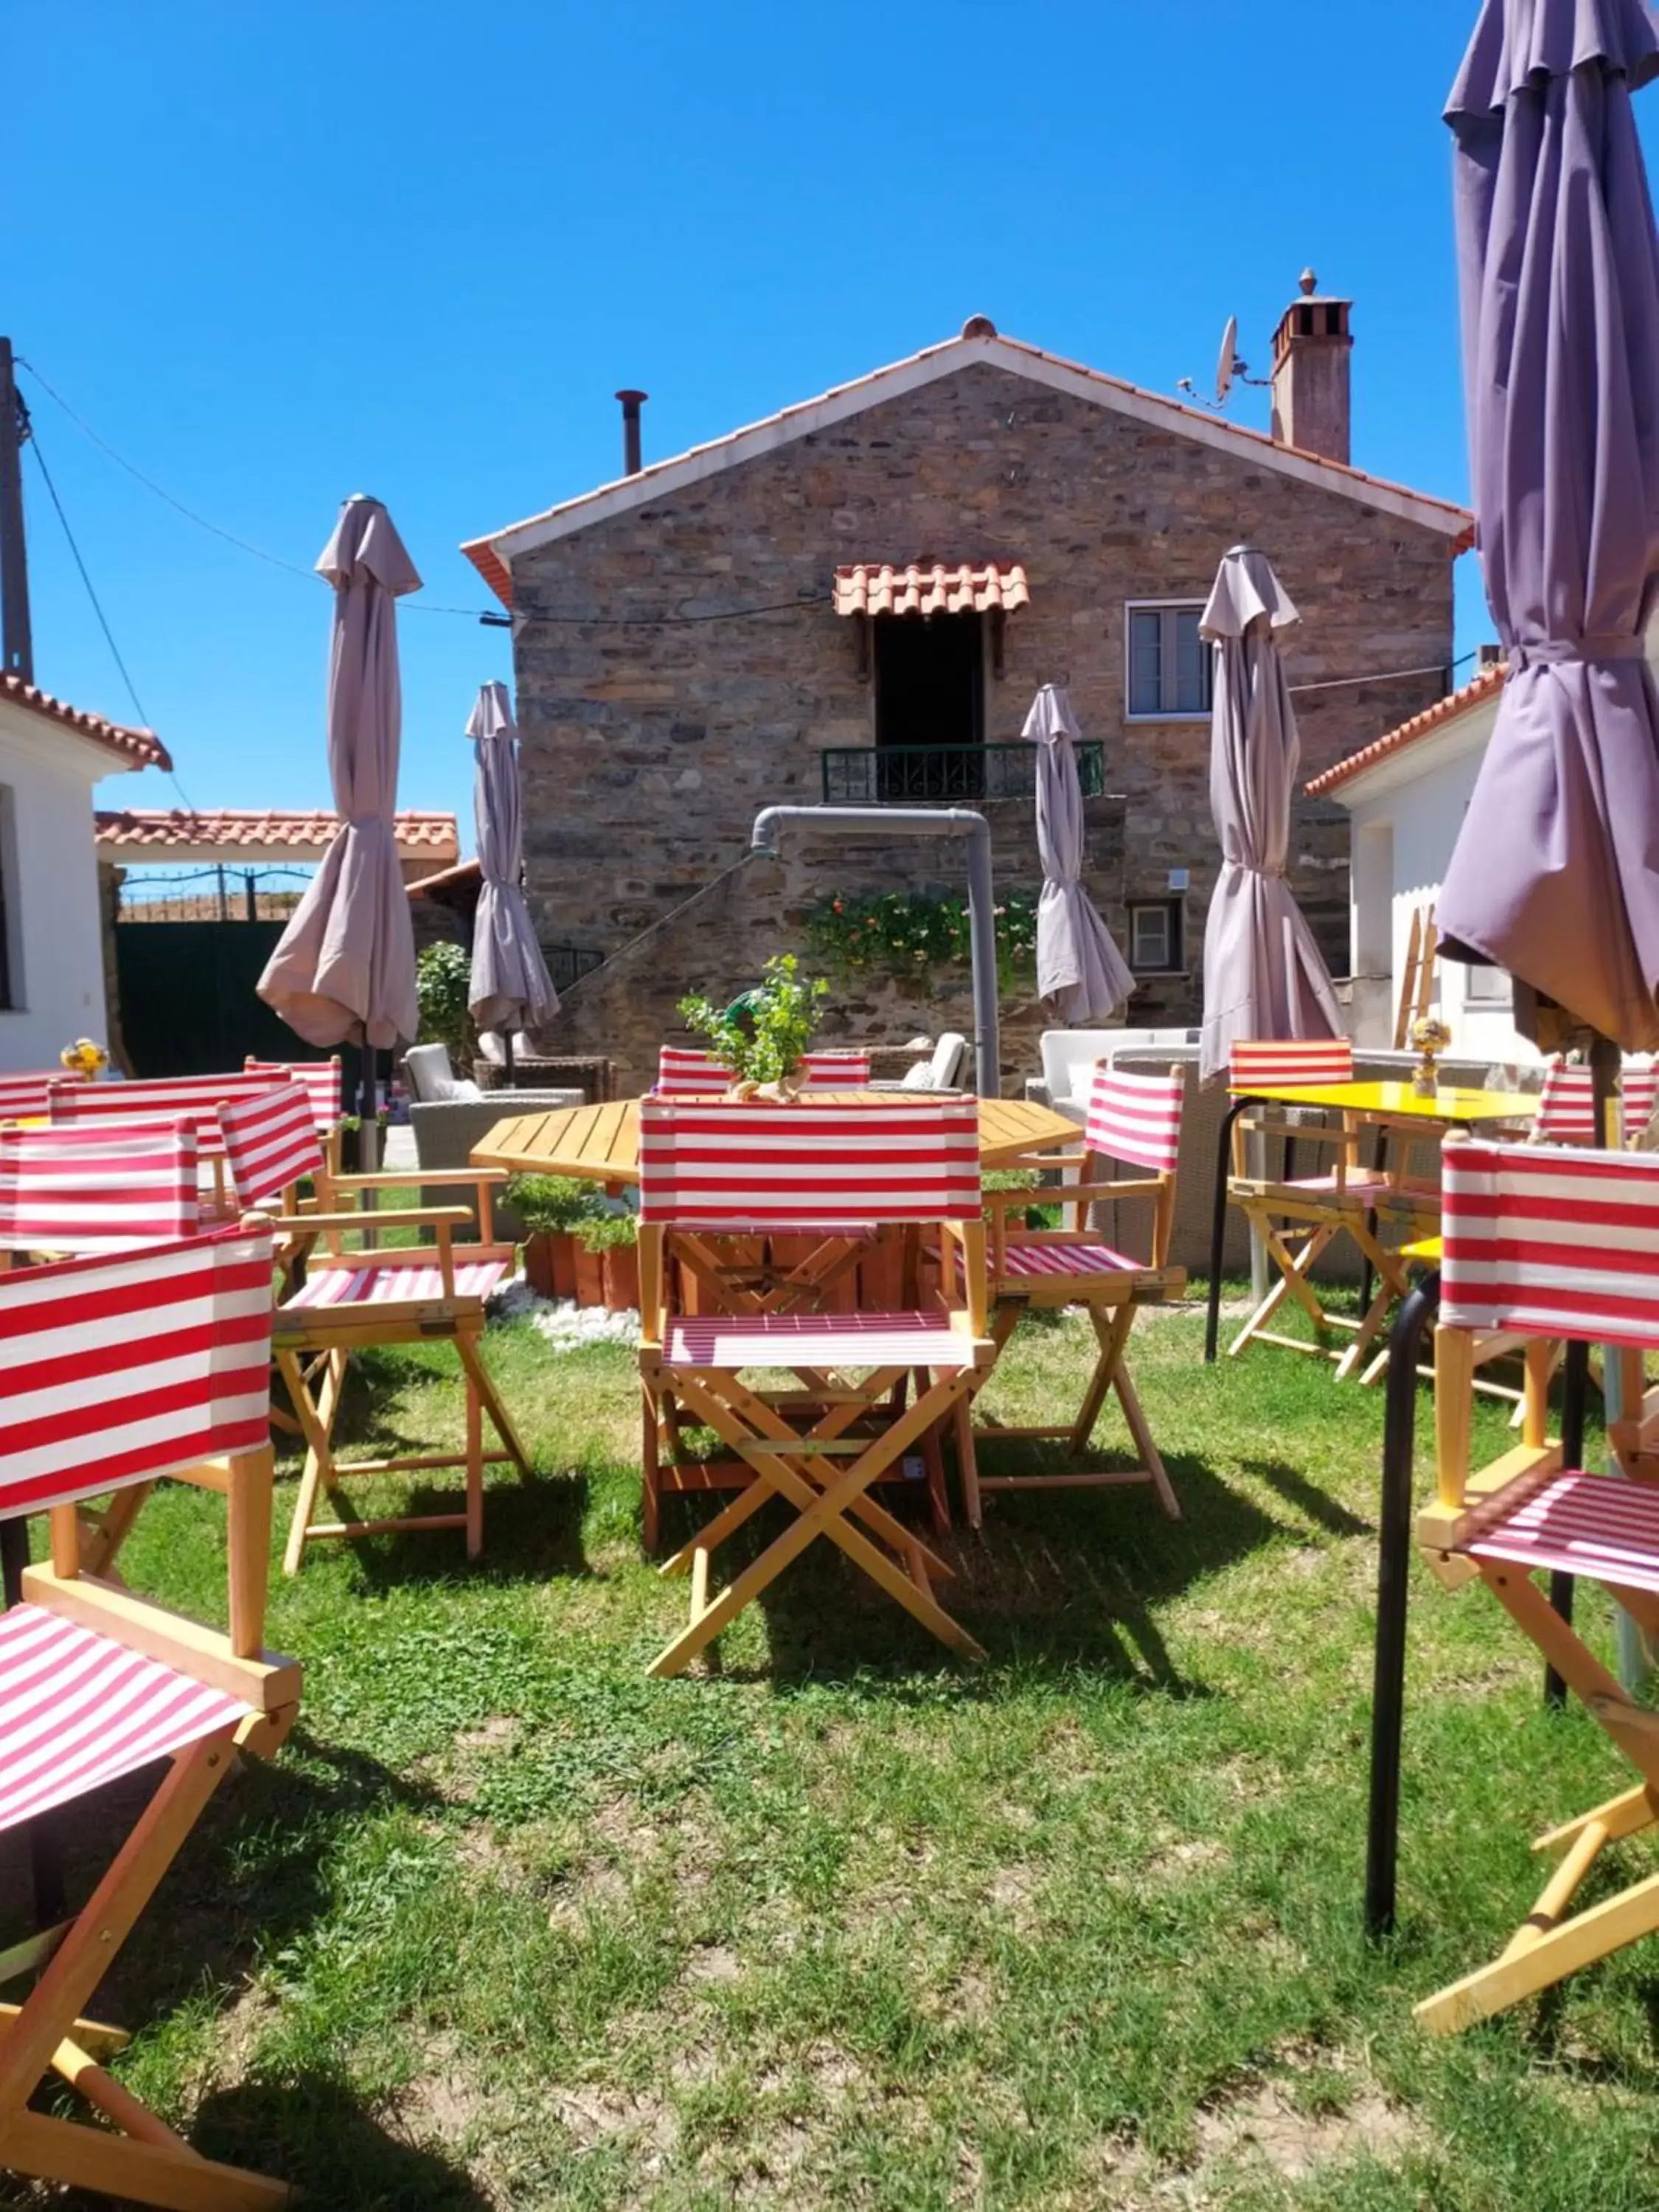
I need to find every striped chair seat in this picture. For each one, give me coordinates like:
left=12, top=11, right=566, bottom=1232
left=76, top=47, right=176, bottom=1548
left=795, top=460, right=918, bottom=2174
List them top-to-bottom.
left=1000, top=1239, right=1144, bottom=1279
left=286, top=1258, right=508, bottom=1311
left=664, top=1310, right=973, bottom=1371
left=1459, top=1470, right=1659, bottom=1595
left=0, top=1601, right=253, bottom=1834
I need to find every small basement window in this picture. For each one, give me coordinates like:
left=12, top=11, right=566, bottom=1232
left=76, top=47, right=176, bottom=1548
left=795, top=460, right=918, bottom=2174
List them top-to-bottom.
left=1126, top=603, right=1211, bottom=720
left=873, top=613, right=985, bottom=798
left=1128, top=898, right=1183, bottom=974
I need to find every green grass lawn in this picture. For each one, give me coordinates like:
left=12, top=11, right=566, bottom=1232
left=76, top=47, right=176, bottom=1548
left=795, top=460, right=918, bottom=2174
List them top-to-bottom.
left=8, top=1295, right=1659, bottom=2210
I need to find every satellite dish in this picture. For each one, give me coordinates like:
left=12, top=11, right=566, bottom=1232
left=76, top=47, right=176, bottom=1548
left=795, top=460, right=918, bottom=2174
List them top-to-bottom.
left=1215, top=316, right=1239, bottom=406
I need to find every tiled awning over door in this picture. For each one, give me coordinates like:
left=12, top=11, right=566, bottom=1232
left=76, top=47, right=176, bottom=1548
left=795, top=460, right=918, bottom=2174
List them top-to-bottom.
left=832, top=563, right=1030, bottom=617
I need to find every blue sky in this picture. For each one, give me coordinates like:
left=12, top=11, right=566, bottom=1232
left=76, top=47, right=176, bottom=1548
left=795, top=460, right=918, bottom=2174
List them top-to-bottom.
left=10, top=1, right=1591, bottom=842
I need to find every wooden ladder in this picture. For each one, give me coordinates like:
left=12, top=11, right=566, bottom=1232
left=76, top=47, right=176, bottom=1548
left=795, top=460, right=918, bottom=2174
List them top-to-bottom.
left=1394, top=902, right=1438, bottom=1049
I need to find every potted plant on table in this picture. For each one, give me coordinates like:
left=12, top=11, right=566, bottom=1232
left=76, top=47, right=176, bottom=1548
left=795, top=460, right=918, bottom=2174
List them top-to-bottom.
left=678, top=953, right=830, bottom=1100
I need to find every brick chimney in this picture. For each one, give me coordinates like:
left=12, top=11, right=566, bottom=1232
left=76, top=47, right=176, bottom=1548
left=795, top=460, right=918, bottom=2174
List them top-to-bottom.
left=1270, top=269, right=1352, bottom=466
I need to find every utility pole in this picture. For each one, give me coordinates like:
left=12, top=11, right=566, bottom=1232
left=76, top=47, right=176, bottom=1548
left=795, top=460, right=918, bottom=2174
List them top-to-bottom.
left=0, top=338, right=33, bottom=683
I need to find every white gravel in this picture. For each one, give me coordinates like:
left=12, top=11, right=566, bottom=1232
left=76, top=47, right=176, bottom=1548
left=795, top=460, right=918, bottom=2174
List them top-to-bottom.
left=490, top=1279, right=638, bottom=1351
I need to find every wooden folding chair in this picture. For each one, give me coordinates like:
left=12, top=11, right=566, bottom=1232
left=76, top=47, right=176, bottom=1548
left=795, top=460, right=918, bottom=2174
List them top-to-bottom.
left=1226, top=1038, right=1434, bottom=1374
left=655, top=1046, right=872, bottom=1095
left=959, top=1063, right=1187, bottom=1525
left=46, top=1071, right=291, bottom=1220
left=216, top=1084, right=529, bottom=1571
left=637, top=1095, right=994, bottom=1675
left=0, top=1120, right=209, bottom=1574
left=1414, top=1135, right=1659, bottom=2032
left=1, top=1220, right=302, bottom=2208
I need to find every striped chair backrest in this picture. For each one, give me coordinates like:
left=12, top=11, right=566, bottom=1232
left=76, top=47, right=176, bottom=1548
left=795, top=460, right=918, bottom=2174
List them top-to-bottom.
left=1230, top=1039, right=1354, bottom=1091
left=655, top=1047, right=872, bottom=1096
left=246, top=1057, right=344, bottom=1134
left=1535, top=1057, right=1659, bottom=1147
left=1085, top=1065, right=1185, bottom=1175
left=0, top=1071, right=80, bottom=1124
left=46, top=1071, right=286, bottom=1158
left=218, top=1084, right=325, bottom=1208
left=639, top=1096, right=981, bottom=1228
left=0, top=1123, right=200, bottom=1253
left=1441, top=1137, right=1659, bottom=1349
left=0, top=1220, right=274, bottom=1517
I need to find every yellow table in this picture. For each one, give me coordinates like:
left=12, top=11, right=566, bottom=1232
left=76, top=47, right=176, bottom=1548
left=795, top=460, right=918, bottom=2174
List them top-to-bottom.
left=1206, top=1079, right=1538, bottom=1366
left=470, top=1091, right=1084, bottom=1185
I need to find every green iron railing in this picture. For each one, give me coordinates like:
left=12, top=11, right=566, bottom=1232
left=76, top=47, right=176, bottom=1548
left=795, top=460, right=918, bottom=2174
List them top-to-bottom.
left=819, top=740, right=1106, bottom=806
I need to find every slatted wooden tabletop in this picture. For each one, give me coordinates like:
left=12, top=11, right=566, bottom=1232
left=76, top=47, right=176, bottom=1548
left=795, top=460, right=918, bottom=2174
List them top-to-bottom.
left=470, top=1092, right=1081, bottom=1184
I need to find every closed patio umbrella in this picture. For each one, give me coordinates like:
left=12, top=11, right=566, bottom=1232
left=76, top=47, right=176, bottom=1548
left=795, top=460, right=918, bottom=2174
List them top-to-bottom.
left=1435, top=0, right=1659, bottom=1054
left=258, top=494, right=422, bottom=1165
left=1198, top=546, right=1342, bottom=1082
left=466, top=678, right=559, bottom=1057
left=1023, top=684, right=1133, bottom=1023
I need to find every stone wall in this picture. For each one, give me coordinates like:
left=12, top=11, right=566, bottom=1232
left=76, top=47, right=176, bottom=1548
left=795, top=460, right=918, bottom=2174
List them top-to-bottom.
left=510, top=360, right=1457, bottom=1092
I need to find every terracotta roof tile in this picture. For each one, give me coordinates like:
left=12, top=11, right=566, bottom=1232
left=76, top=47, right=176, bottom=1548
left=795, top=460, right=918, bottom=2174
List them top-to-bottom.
left=462, top=328, right=1475, bottom=608
left=832, top=562, right=1030, bottom=617
left=1305, top=661, right=1506, bottom=798
left=1, top=672, right=170, bottom=771
left=94, top=809, right=459, bottom=861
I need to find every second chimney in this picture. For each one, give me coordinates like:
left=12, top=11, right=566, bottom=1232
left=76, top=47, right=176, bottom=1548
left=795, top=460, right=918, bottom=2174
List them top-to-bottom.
left=1270, top=271, right=1352, bottom=467
left=616, top=389, right=648, bottom=476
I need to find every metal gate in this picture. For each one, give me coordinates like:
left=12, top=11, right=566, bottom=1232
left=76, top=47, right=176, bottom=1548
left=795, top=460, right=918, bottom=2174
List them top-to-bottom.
left=114, top=919, right=355, bottom=1085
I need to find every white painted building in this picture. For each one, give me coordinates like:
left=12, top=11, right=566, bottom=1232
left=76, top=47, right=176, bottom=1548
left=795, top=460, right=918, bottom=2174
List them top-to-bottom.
left=1308, top=659, right=1530, bottom=1063
left=0, top=672, right=167, bottom=1071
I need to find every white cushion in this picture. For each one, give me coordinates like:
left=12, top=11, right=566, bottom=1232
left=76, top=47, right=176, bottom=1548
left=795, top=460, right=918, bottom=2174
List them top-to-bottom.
left=403, top=1044, right=482, bottom=1105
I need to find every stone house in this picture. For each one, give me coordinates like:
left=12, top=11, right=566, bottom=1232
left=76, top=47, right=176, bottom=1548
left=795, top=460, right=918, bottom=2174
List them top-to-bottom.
left=462, top=277, right=1471, bottom=1092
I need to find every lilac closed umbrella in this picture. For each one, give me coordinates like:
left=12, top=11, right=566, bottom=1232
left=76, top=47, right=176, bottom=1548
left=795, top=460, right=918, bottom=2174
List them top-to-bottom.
left=1436, top=0, right=1659, bottom=1051
left=259, top=495, right=422, bottom=1159
left=1198, top=546, right=1343, bottom=1081
left=467, top=680, right=559, bottom=1051
left=1023, top=684, right=1133, bottom=1022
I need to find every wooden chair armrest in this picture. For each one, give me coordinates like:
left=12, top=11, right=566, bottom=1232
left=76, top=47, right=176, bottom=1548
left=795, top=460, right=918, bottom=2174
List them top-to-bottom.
left=335, top=1165, right=510, bottom=1189
left=271, top=1205, right=475, bottom=1232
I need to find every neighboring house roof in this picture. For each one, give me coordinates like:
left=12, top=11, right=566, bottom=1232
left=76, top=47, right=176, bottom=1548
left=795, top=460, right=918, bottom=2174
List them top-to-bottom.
left=462, top=324, right=1475, bottom=608
left=832, top=561, right=1030, bottom=618
left=1305, top=662, right=1506, bottom=799
left=0, top=671, right=170, bottom=772
left=94, top=809, right=459, bottom=864
left=406, top=857, right=482, bottom=902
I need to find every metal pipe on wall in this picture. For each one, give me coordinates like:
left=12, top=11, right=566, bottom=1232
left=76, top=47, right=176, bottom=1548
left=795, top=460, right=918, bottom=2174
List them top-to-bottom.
left=749, top=804, right=1001, bottom=1098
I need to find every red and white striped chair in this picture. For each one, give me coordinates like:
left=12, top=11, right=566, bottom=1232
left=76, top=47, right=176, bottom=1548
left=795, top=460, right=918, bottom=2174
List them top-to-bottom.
left=1225, top=1037, right=1433, bottom=1375
left=655, top=1046, right=872, bottom=1095
left=246, top=1054, right=346, bottom=1168
left=1533, top=1054, right=1659, bottom=1147
left=963, top=1065, right=1187, bottom=1525
left=46, top=1070, right=292, bottom=1221
left=0, top=1071, right=83, bottom=1126
left=217, top=1084, right=528, bottom=1571
left=636, top=1096, right=993, bottom=1674
left=0, top=1121, right=201, bottom=1256
left=1414, top=1135, right=1659, bottom=2033
left=0, top=1220, right=301, bottom=2208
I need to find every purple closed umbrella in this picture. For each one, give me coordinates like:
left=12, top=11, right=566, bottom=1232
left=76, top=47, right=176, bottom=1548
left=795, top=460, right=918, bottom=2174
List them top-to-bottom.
left=1436, top=0, right=1659, bottom=1051
left=259, top=495, right=422, bottom=1160
left=1198, top=546, right=1343, bottom=1081
left=466, top=680, right=559, bottom=1045
left=1023, top=684, right=1133, bottom=1023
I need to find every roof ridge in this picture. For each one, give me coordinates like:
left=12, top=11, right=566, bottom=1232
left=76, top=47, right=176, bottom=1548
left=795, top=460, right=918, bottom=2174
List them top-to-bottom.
left=461, top=328, right=1474, bottom=607
left=1, top=669, right=170, bottom=772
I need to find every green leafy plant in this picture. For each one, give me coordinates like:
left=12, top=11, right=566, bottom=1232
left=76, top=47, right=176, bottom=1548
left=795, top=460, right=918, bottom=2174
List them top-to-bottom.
left=804, top=891, right=1040, bottom=992
left=416, top=941, right=475, bottom=1061
left=678, top=953, right=830, bottom=1089
left=983, top=1166, right=1062, bottom=1231
left=504, top=1175, right=610, bottom=1236
left=576, top=1209, right=639, bottom=1253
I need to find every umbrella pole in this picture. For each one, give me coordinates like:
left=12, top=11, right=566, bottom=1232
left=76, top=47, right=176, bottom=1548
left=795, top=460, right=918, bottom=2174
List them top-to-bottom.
left=501, top=1028, right=515, bottom=1079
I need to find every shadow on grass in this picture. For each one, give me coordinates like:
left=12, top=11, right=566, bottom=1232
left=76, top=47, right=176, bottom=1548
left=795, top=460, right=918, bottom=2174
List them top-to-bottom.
left=655, top=1441, right=1293, bottom=1693
left=1239, top=1455, right=1373, bottom=1539
left=191, top=2075, right=498, bottom=2211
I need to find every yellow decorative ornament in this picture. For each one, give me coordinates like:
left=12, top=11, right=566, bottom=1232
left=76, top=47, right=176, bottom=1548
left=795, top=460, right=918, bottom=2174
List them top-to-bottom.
left=1408, top=1015, right=1452, bottom=1098
left=59, top=1037, right=108, bottom=1079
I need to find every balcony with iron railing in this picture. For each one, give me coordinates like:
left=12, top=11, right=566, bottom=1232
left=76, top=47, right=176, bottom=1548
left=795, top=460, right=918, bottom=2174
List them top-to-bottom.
left=820, top=741, right=1107, bottom=806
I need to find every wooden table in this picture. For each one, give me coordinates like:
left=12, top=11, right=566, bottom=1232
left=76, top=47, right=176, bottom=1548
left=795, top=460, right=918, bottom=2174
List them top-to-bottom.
left=1203, top=1079, right=1539, bottom=1363
left=471, top=1092, right=1083, bottom=1184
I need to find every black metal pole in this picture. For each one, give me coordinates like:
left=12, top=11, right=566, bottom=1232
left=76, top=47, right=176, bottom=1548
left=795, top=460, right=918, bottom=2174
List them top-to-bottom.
left=1206, top=1096, right=1251, bottom=1362
left=1366, top=1268, right=1440, bottom=1940
left=1545, top=1338, right=1590, bottom=1709
left=2, top=1517, right=66, bottom=1927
